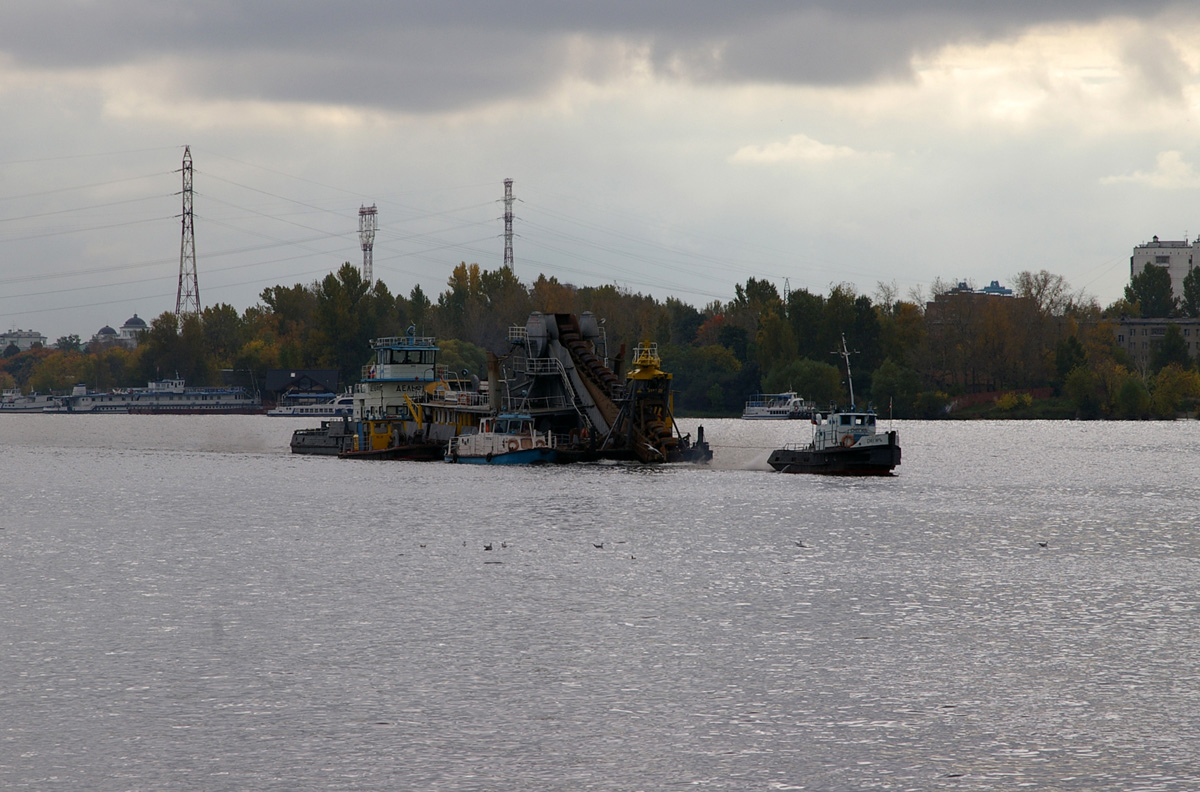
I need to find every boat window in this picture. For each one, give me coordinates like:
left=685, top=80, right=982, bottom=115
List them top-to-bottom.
left=840, top=415, right=851, bottom=426
left=867, top=415, right=876, bottom=426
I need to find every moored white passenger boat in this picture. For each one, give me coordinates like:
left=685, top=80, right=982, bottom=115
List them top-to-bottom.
left=43, top=378, right=260, bottom=414
left=1, top=389, right=55, bottom=413
left=741, top=391, right=814, bottom=420
left=268, top=392, right=353, bottom=418
left=445, top=413, right=556, bottom=465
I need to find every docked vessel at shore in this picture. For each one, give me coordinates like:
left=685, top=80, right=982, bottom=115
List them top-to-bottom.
left=767, top=335, right=900, bottom=476
left=44, top=378, right=261, bottom=414
left=1, top=389, right=56, bottom=413
left=268, top=391, right=353, bottom=418
left=742, top=391, right=814, bottom=420
left=446, top=413, right=556, bottom=464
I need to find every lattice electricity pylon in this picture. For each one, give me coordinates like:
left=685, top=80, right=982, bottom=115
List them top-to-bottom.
left=176, top=145, right=201, bottom=321
left=502, top=178, right=514, bottom=271
left=358, top=204, right=377, bottom=284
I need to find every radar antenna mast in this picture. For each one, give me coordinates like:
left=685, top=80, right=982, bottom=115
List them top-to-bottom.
left=834, top=333, right=858, bottom=409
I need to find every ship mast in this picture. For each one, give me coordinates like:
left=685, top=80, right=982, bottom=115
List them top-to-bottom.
left=836, top=333, right=856, bottom=409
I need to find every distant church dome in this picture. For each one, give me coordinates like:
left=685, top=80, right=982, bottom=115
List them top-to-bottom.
left=122, top=314, right=147, bottom=329
left=97, top=325, right=117, bottom=336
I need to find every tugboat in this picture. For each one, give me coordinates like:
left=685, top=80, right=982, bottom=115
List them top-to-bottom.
left=335, top=329, right=489, bottom=459
left=767, top=335, right=900, bottom=476
left=445, top=413, right=557, bottom=465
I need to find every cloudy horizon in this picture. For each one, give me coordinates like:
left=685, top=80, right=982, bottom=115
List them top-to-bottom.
left=3, top=1, right=1200, bottom=339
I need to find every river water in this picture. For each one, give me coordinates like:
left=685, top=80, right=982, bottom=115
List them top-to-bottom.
left=3, top=415, right=1200, bottom=791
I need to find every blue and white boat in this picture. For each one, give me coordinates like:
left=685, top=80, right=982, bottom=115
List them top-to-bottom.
left=445, top=413, right=557, bottom=465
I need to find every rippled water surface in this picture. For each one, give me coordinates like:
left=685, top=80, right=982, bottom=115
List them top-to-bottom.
left=3, top=415, right=1200, bottom=790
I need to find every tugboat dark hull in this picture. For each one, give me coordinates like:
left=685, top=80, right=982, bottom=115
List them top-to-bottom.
left=768, top=432, right=901, bottom=476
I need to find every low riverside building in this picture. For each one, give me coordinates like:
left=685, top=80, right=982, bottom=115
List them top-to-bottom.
left=1116, top=317, right=1200, bottom=369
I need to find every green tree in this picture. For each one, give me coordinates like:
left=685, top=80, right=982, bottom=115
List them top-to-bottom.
left=313, top=263, right=377, bottom=384
left=1125, top=264, right=1177, bottom=317
left=1181, top=266, right=1200, bottom=318
left=408, top=284, right=431, bottom=331
left=787, top=288, right=827, bottom=359
left=662, top=297, right=704, bottom=346
left=876, top=300, right=925, bottom=367
left=201, top=303, right=244, bottom=368
left=755, top=311, right=797, bottom=374
left=133, top=312, right=181, bottom=382
left=716, top=324, right=750, bottom=361
left=1150, top=324, right=1192, bottom=373
left=55, top=335, right=82, bottom=352
left=1055, top=335, right=1088, bottom=386
left=438, top=339, right=488, bottom=379
left=664, top=344, right=744, bottom=414
left=81, top=345, right=133, bottom=392
left=28, top=350, right=84, bottom=392
left=763, top=358, right=844, bottom=406
left=869, top=358, right=921, bottom=416
left=1150, top=364, right=1200, bottom=418
left=1063, top=366, right=1101, bottom=419
left=1114, top=375, right=1151, bottom=419
left=913, top=390, right=950, bottom=418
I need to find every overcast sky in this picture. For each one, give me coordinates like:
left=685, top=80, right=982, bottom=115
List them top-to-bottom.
left=3, top=1, right=1200, bottom=339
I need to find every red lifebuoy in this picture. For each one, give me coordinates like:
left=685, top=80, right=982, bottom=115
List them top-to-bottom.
left=841, top=435, right=856, bottom=448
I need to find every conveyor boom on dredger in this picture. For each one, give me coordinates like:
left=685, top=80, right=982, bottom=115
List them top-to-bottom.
left=505, top=312, right=711, bottom=463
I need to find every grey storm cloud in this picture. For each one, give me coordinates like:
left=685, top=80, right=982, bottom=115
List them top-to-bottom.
left=2, top=0, right=1179, bottom=111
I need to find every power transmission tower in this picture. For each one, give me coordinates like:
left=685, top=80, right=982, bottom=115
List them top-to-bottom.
left=176, top=145, right=200, bottom=321
left=502, top=178, right=514, bottom=271
left=358, top=204, right=377, bottom=284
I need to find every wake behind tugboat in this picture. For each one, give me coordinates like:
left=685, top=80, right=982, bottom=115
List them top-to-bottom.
left=767, top=334, right=900, bottom=476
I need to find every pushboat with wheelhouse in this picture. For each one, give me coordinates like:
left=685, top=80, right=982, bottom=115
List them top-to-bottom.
left=767, top=334, right=900, bottom=476
left=767, top=408, right=900, bottom=475
left=445, top=413, right=556, bottom=465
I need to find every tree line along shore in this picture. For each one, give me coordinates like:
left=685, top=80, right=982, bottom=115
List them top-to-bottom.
left=5, top=261, right=1199, bottom=420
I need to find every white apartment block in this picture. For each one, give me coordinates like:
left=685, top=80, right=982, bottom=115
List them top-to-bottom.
left=1130, top=235, right=1197, bottom=301
left=1, top=328, right=48, bottom=352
